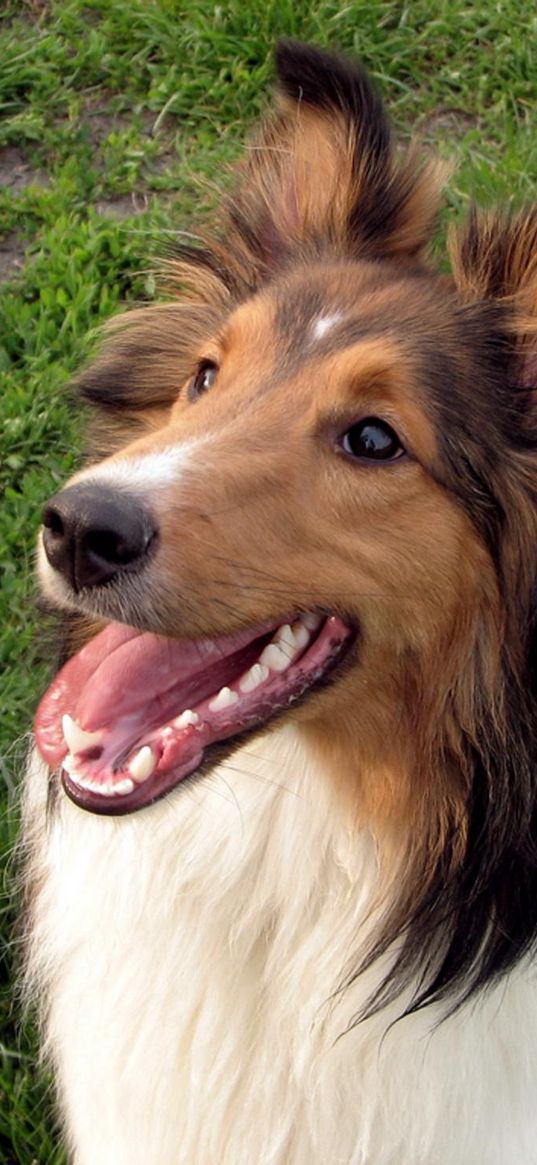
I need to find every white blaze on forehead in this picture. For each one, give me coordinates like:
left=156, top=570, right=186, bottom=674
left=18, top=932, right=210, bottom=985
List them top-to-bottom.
left=310, top=312, right=344, bottom=342
left=71, top=441, right=205, bottom=493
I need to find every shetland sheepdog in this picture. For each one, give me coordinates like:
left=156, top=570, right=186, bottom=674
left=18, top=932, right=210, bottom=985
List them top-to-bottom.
left=24, top=40, right=537, bottom=1165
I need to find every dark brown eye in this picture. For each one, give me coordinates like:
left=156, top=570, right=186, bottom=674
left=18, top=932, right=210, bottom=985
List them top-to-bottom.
left=189, top=360, right=218, bottom=400
left=341, top=418, right=405, bottom=462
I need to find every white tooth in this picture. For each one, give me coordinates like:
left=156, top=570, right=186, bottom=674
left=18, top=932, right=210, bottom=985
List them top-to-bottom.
left=302, top=613, right=322, bottom=631
left=291, top=621, right=311, bottom=651
left=274, top=624, right=297, bottom=655
left=259, top=643, right=291, bottom=673
left=239, top=663, right=270, bottom=693
left=209, top=686, right=239, bottom=712
left=174, top=709, right=200, bottom=729
left=62, top=713, right=104, bottom=755
left=128, top=746, right=156, bottom=784
left=62, top=754, right=78, bottom=775
left=72, top=772, right=114, bottom=796
left=75, top=774, right=97, bottom=792
left=85, top=778, right=102, bottom=793
left=113, top=778, right=135, bottom=796
left=98, top=780, right=116, bottom=796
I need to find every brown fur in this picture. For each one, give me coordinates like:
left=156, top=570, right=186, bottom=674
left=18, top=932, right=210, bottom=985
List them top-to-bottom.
left=47, top=41, right=537, bottom=1014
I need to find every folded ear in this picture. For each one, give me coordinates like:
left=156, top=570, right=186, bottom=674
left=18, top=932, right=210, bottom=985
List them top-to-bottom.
left=228, top=40, right=444, bottom=273
left=449, top=207, right=537, bottom=403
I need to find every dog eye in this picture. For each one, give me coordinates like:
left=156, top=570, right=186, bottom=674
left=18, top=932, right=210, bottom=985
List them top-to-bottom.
left=189, top=360, right=218, bottom=400
left=341, top=418, right=405, bottom=462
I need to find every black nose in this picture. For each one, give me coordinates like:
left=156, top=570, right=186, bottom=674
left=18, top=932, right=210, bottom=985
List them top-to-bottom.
left=42, top=484, right=158, bottom=592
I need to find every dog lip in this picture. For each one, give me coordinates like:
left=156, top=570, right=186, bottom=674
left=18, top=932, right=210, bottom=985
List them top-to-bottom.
left=54, top=614, right=354, bottom=816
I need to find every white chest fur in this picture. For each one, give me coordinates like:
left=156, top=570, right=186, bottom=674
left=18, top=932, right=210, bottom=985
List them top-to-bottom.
left=24, top=727, right=537, bottom=1164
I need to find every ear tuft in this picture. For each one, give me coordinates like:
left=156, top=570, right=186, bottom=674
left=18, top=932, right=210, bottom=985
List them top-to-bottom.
left=275, top=38, right=389, bottom=150
left=219, top=41, right=445, bottom=280
left=449, top=206, right=537, bottom=308
left=450, top=207, right=537, bottom=398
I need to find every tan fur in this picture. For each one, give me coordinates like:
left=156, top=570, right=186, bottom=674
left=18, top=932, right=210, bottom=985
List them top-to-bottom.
left=232, top=93, right=445, bottom=265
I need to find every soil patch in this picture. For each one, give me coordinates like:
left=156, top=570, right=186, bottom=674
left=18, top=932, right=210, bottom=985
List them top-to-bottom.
left=417, top=108, right=478, bottom=140
left=0, top=146, right=49, bottom=193
left=94, top=192, right=150, bottom=218
left=0, top=234, right=26, bottom=282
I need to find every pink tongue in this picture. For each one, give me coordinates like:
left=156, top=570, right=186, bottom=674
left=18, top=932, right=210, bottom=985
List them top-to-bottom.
left=34, top=619, right=275, bottom=770
left=74, top=629, right=229, bottom=729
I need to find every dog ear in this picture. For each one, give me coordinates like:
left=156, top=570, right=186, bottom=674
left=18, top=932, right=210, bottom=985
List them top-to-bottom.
left=218, top=40, right=444, bottom=280
left=449, top=206, right=537, bottom=409
left=449, top=208, right=537, bottom=695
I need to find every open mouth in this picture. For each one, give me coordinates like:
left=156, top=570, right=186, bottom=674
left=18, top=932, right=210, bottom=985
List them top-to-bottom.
left=34, top=614, right=353, bottom=815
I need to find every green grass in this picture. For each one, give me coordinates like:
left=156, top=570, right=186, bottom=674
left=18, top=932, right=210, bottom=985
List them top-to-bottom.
left=1, top=0, right=535, bottom=1159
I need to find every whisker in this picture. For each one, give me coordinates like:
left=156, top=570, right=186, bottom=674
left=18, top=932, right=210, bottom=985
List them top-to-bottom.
left=220, top=759, right=301, bottom=798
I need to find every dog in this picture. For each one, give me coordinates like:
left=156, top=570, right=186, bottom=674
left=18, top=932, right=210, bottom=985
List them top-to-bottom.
left=24, top=39, right=537, bottom=1164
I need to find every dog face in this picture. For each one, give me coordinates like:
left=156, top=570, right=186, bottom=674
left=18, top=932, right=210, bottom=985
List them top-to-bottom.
left=34, top=41, right=537, bottom=1013
left=36, top=258, right=497, bottom=819
left=40, top=263, right=487, bottom=642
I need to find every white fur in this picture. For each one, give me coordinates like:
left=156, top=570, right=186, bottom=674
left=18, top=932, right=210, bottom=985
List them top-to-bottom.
left=310, top=312, right=343, bottom=341
left=72, top=443, right=204, bottom=492
left=36, top=444, right=204, bottom=611
left=36, top=537, right=84, bottom=611
left=24, top=726, right=537, bottom=1164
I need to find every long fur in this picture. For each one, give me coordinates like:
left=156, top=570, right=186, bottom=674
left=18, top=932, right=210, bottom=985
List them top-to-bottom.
left=23, top=41, right=537, bottom=1164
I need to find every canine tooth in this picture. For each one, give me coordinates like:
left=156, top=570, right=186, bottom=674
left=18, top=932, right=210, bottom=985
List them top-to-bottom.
left=259, top=643, right=291, bottom=672
left=239, top=663, right=269, bottom=693
left=209, top=686, right=239, bottom=712
left=174, top=709, right=200, bottom=729
left=62, top=713, right=104, bottom=755
left=128, top=746, right=156, bottom=783
left=62, top=753, right=78, bottom=775
left=113, top=778, right=135, bottom=796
